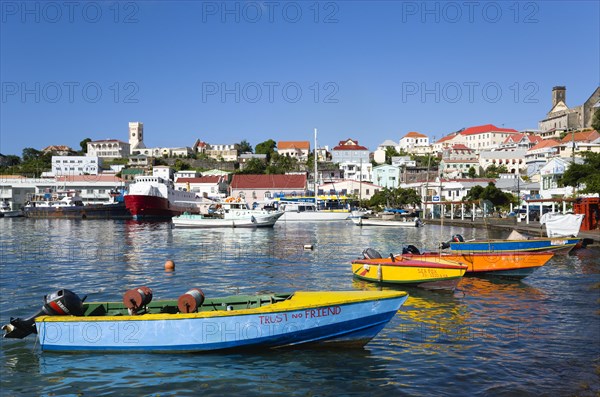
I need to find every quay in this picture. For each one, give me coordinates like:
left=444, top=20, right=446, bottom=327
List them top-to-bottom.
left=426, top=217, right=599, bottom=246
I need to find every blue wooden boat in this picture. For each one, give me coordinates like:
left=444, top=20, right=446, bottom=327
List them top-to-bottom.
left=446, top=236, right=581, bottom=254
left=2, top=288, right=408, bottom=353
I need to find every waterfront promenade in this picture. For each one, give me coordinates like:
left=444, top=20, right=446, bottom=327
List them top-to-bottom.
left=426, top=217, right=599, bottom=246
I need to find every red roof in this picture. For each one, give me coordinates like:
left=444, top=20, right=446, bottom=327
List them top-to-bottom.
left=460, top=124, right=518, bottom=136
left=559, top=130, right=600, bottom=143
left=404, top=131, right=427, bottom=138
left=435, top=134, right=456, bottom=144
left=333, top=139, right=368, bottom=150
left=529, top=139, right=560, bottom=151
left=278, top=141, right=310, bottom=150
left=450, top=144, right=471, bottom=151
left=230, top=174, right=307, bottom=189
left=177, top=176, right=222, bottom=184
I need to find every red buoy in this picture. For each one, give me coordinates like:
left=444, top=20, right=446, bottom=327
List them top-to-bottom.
left=123, top=286, right=153, bottom=312
left=177, top=288, right=205, bottom=313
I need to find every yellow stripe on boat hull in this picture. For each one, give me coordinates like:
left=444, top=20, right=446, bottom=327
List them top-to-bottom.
left=37, top=291, right=407, bottom=322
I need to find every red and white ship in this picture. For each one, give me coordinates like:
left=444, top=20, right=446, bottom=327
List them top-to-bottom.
left=124, top=176, right=212, bottom=219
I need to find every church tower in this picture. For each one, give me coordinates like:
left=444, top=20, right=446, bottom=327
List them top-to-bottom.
left=552, top=86, right=566, bottom=107
left=129, top=122, right=145, bottom=152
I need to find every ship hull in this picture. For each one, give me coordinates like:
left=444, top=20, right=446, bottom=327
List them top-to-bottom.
left=125, top=195, right=185, bottom=219
left=23, top=203, right=131, bottom=219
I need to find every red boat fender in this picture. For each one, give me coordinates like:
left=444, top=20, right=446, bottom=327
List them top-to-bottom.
left=123, top=286, right=153, bottom=312
left=177, top=288, right=205, bottom=313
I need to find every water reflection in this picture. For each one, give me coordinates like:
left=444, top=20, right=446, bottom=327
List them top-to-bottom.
left=1, top=220, right=598, bottom=396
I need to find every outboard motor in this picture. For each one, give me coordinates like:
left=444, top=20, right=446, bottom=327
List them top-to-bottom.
left=440, top=234, right=465, bottom=250
left=402, top=245, right=421, bottom=255
left=362, top=248, right=382, bottom=259
left=2, top=289, right=85, bottom=339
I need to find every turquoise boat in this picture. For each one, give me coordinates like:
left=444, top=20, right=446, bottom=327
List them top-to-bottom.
left=446, top=236, right=581, bottom=254
left=2, top=288, right=408, bottom=353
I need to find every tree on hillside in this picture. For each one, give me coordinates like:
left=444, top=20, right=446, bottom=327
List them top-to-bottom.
left=591, top=108, right=600, bottom=132
left=79, top=138, right=92, bottom=154
left=255, top=139, right=277, bottom=162
left=238, top=140, right=253, bottom=154
left=385, top=147, right=400, bottom=164
left=560, top=151, right=600, bottom=195
left=266, top=153, right=298, bottom=174
left=238, top=158, right=267, bottom=174
left=483, top=164, right=508, bottom=178
left=467, top=166, right=477, bottom=178
left=464, top=182, right=516, bottom=209
left=368, top=187, right=421, bottom=210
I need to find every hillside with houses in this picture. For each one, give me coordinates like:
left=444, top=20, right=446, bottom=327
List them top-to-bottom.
left=1, top=86, right=599, bottom=214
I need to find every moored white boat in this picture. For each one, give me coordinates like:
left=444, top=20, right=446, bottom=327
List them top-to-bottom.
left=172, top=199, right=284, bottom=228
left=0, top=200, right=22, bottom=217
left=275, top=201, right=350, bottom=222
left=351, top=216, right=423, bottom=227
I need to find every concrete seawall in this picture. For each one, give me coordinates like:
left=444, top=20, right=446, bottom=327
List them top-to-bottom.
left=425, top=217, right=599, bottom=246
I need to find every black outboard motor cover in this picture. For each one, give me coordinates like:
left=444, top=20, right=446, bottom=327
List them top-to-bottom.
left=440, top=234, right=465, bottom=249
left=402, top=245, right=421, bottom=255
left=362, top=248, right=382, bottom=259
left=2, top=289, right=84, bottom=339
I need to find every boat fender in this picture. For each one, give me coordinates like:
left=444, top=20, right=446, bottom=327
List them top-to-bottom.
left=123, top=286, right=153, bottom=314
left=177, top=288, right=205, bottom=313
left=2, top=289, right=84, bottom=339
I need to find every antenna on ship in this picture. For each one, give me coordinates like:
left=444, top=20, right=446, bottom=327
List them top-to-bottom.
left=314, top=128, right=318, bottom=208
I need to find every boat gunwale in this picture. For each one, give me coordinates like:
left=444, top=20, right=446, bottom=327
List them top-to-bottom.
left=352, top=259, right=467, bottom=270
left=35, top=291, right=408, bottom=323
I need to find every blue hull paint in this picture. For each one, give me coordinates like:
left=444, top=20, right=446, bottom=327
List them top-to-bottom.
left=450, top=238, right=580, bottom=253
left=38, top=296, right=407, bottom=353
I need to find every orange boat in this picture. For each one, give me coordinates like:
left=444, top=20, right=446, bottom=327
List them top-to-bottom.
left=401, top=250, right=554, bottom=279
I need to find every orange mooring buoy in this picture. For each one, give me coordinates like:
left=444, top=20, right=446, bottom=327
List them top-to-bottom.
left=165, top=260, right=175, bottom=271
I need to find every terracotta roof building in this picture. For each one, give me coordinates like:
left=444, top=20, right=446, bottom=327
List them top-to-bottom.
left=277, top=141, right=310, bottom=161
left=229, top=174, right=307, bottom=202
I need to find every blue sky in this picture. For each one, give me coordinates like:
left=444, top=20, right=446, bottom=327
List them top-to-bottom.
left=1, top=0, right=599, bottom=156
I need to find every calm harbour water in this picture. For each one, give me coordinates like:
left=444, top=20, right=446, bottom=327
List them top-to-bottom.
left=0, top=218, right=599, bottom=397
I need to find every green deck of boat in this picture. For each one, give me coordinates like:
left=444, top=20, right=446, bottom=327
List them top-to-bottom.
left=82, top=294, right=292, bottom=316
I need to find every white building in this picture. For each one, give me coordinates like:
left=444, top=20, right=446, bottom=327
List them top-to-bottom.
left=129, top=121, right=193, bottom=158
left=461, top=124, right=519, bottom=152
left=399, top=131, right=430, bottom=153
left=87, top=139, right=130, bottom=158
left=331, top=139, right=372, bottom=182
left=525, top=139, right=561, bottom=181
left=373, top=140, right=398, bottom=164
left=277, top=141, right=310, bottom=161
left=206, top=144, right=239, bottom=162
left=479, top=150, right=527, bottom=174
left=52, top=156, right=102, bottom=176
left=539, top=157, right=582, bottom=199
left=372, top=164, right=402, bottom=189
left=152, top=166, right=174, bottom=181
left=175, top=170, right=199, bottom=180
left=174, top=176, right=228, bottom=198
left=318, top=180, right=382, bottom=201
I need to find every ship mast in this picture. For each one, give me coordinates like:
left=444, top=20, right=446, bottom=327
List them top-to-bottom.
left=314, top=128, right=318, bottom=207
